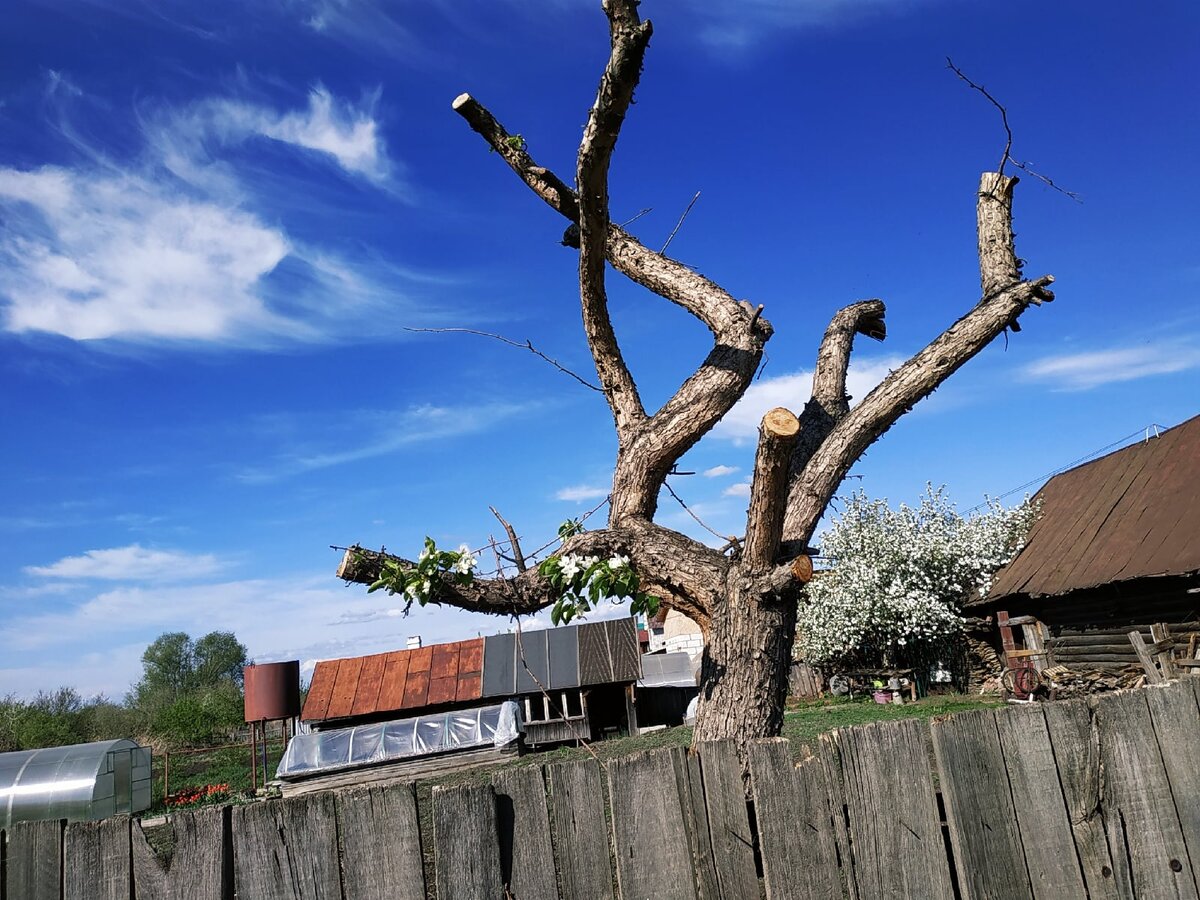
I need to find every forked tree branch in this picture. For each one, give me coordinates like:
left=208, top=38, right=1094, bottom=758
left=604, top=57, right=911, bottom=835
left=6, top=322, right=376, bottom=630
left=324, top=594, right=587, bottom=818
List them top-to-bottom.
left=781, top=172, right=1053, bottom=549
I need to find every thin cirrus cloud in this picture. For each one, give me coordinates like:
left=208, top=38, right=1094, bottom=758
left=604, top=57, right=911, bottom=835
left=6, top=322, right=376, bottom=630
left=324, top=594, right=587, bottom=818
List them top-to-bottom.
left=0, top=86, right=417, bottom=345
left=1021, top=340, right=1200, bottom=391
left=712, top=356, right=904, bottom=444
left=702, top=465, right=739, bottom=478
left=556, top=484, right=609, bottom=503
left=23, top=544, right=223, bottom=581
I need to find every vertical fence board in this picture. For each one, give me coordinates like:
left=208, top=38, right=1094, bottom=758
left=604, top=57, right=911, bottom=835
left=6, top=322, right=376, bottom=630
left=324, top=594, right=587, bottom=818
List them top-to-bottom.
left=1144, top=680, right=1200, bottom=880
left=1094, top=689, right=1200, bottom=900
left=1041, top=699, right=1127, bottom=900
left=993, top=704, right=1089, bottom=899
left=932, top=709, right=1034, bottom=900
left=831, top=719, right=953, bottom=900
left=747, top=738, right=841, bottom=900
left=816, top=739, right=858, bottom=900
left=697, top=741, right=759, bottom=900
left=607, top=747, right=699, bottom=900
left=678, top=750, right=720, bottom=900
left=546, top=759, right=613, bottom=900
left=493, top=767, right=559, bottom=900
left=433, top=783, right=503, bottom=900
left=336, top=784, right=425, bottom=900
left=232, top=792, right=341, bottom=899
left=131, top=806, right=228, bottom=900
left=64, top=817, right=131, bottom=900
left=6, top=819, right=63, bottom=900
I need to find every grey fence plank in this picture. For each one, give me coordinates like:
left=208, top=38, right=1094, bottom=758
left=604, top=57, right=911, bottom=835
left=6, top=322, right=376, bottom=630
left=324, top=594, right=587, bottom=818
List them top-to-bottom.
left=1144, top=680, right=1200, bottom=881
left=1094, top=688, right=1200, bottom=899
left=1041, top=699, right=1127, bottom=900
left=993, top=704, right=1089, bottom=899
left=932, top=708, right=1034, bottom=900
left=829, top=719, right=953, bottom=900
left=747, top=738, right=841, bottom=900
left=816, top=739, right=858, bottom=900
left=697, top=741, right=758, bottom=900
left=607, top=747, right=700, bottom=900
left=678, top=749, right=720, bottom=900
left=546, top=759, right=613, bottom=900
left=493, top=767, right=558, bottom=900
left=433, top=783, right=503, bottom=900
left=336, top=784, right=426, bottom=900
left=232, top=792, right=342, bottom=899
left=131, top=806, right=228, bottom=900
left=64, top=817, right=131, bottom=900
left=5, top=819, right=62, bottom=900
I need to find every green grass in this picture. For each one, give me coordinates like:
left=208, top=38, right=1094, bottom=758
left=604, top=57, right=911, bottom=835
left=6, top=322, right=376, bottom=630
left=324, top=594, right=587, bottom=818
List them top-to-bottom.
left=781, top=693, right=1002, bottom=753
left=150, top=743, right=285, bottom=815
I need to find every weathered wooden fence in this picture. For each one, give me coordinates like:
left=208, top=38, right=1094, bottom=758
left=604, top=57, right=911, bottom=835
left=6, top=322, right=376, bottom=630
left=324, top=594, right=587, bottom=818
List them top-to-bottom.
left=4, top=680, right=1200, bottom=899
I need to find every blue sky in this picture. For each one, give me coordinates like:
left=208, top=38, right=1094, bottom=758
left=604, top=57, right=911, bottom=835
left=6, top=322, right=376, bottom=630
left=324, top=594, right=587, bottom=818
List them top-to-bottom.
left=2, top=0, right=1197, bottom=699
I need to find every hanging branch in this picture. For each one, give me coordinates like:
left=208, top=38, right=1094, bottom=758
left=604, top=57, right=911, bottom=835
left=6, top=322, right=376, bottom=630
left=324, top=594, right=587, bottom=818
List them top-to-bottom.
left=660, top=191, right=701, bottom=255
left=404, top=327, right=601, bottom=392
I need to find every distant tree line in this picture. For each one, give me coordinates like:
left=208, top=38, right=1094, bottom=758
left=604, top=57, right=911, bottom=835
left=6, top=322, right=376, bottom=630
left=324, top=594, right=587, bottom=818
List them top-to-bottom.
left=0, top=630, right=249, bottom=752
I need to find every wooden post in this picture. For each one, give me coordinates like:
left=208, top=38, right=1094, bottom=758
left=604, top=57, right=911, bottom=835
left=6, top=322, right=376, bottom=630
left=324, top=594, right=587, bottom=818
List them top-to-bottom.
left=1150, top=623, right=1177, bottom=678
left=1129, top=631, right=1164, bottom=684
left=624, top=684, right=638, bottom=736
left=250, top=723, right=258, bottom=794
left=163, top=751, right=170, bottom=804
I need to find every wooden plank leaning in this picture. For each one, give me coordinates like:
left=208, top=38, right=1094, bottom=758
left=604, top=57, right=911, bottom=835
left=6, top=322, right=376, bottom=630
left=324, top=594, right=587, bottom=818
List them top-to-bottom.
left=1129, top=631, right=1164, bottom=684
left=1141, top=680, right=1200, bottom=891
left=1094, top=687, right=1199, bottom=899
left=1040, top=699, right=1126, bottom=899
left=992, top=703, right=1088, bottom=899
left=932, top=708, right=1034, bottom=900
left=831, top=718, right=954, bottom=900
left=747, top=737, right=841, bottom=900
left=696, top=741, right=759, bottom=900
left=606, top=747, right=700, bottom=900
left=546, top=758, right=614, bottom=900
left=493, top=767, right=558, bottom=900
left=433, top=783, right=503, bottom=900
left=335, top=784, right=426, bottom=900
left=232, top=791, right=342, bottom=899
left=131, top=806, right=227, bottom=900
left=64, top=817, right=131, bottom=900
left=4, top=819, right=62, bottom=900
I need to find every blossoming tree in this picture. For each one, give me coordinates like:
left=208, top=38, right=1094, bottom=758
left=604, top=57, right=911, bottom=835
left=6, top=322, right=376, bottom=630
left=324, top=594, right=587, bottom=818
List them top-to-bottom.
left=337, top=0, right=1056, bottom=749
left=798, top=488, right=1038, bottom=668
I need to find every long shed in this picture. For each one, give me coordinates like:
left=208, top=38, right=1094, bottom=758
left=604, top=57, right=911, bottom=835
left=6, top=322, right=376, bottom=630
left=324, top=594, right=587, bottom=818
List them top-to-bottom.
left=972, top=414, right=1200, bottom=670
left=302, top=618, right=642, bottom=745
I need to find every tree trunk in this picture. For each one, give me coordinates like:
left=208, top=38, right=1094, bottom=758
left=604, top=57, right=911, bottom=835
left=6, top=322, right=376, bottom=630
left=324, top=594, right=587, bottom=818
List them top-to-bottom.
left=691, top=578, right=797, bottom=749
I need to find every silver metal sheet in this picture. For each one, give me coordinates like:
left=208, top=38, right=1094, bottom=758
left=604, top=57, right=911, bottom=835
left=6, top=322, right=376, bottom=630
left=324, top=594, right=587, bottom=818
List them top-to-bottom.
left=483, top=632, right=517, bottom=696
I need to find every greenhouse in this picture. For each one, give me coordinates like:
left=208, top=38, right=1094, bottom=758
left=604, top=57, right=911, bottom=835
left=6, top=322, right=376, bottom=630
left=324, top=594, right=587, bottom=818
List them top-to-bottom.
left=277, top=700, right=522, bottom=780
left=0, top=739, right=152, bottom=829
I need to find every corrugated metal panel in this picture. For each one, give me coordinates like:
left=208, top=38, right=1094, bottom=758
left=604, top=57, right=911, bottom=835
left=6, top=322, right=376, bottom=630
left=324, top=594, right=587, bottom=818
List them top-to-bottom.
left=987, top=414, right=1200, bottom=601
left=607, top=618, right=642, bottom=682
left=577, top=620, right=613, bottom=685
left=547, top=625, right=579, bottom=689
left=514, top=629, right=550, bottom=694
left=483, top=633, right=517, bottom=697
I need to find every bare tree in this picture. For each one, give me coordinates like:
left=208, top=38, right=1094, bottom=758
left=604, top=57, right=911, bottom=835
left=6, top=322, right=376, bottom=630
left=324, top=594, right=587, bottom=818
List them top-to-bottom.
left=337, top=0, right=1055, bottom=749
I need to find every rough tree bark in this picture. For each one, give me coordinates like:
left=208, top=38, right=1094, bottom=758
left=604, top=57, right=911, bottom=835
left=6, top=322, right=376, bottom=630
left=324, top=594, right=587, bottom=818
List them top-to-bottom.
left=337, top=0, right=1055, bottom=752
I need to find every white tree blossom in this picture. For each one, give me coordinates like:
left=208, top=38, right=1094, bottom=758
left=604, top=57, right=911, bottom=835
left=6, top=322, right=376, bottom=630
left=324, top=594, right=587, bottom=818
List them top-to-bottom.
left=797, top=486, right=1038, bottom=666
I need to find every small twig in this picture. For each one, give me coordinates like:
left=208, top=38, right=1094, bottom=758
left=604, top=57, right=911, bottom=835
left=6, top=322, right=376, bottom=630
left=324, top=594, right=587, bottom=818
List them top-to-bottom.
left=946, top=57, right=1011, bottom=175
left=1009, top=158, right=1083, bottom=203
left=660, top=191, right=701, bottom=255
left=620, top=206, right=652, bottom=227
left=404, top=327, right=602, bottom=393
left=662, top=480, right=733, bottom=544
left=489, top=506, right=527, bottom=573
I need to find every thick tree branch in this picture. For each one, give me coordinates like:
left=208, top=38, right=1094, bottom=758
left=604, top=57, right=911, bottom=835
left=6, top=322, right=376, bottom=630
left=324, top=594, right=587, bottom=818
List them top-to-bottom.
left=575, top=0, right=653, bottom=437
left=451, top=95, right=769, bottom=341
left=781, top=172, right=1053, bottom=549
left=743, top=408, right=800, bottom=572
left=337, top=520, right=723, bottom=625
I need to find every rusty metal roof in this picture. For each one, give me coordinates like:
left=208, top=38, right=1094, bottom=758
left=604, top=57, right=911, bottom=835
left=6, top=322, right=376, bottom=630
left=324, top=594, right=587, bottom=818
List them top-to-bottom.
left=986, top=414, right=1200, bottom=601
left=300, top=619, right=642, bottom=723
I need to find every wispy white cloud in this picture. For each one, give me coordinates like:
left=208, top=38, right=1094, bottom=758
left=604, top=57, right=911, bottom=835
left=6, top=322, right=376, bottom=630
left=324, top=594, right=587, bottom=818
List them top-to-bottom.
left=1022, top=340, right=1200, bottom=391
left=712, top=356, right=903, bottom=444
left=239, top=402, right=535, bottom=482
left=702, top=464, right=739, bottom=478
left=722, top=479, right=752, bottom=498
left=556, top=484, right=609, bottom=503
left=24, top=544, right=223, bottom=581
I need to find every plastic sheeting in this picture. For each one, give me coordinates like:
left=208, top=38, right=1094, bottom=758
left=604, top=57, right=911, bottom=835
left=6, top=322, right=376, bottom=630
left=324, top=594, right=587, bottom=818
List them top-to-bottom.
left=276, top=701, right=522, bottom=780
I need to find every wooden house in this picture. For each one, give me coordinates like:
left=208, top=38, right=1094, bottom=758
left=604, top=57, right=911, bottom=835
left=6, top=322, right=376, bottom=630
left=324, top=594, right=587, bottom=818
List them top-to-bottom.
left=970, top=414, right=1200, bottom=673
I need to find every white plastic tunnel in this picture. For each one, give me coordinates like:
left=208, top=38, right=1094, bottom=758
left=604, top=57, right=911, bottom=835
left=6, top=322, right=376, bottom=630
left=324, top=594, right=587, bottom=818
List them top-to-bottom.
left=0, top=739, right=152, bottom=828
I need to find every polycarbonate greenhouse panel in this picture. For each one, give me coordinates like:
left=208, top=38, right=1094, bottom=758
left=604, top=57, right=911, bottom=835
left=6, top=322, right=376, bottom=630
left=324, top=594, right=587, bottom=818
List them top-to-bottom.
left=276, top=700, right=522, bottom=780
left=0, top=739, right=152, bottom=828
